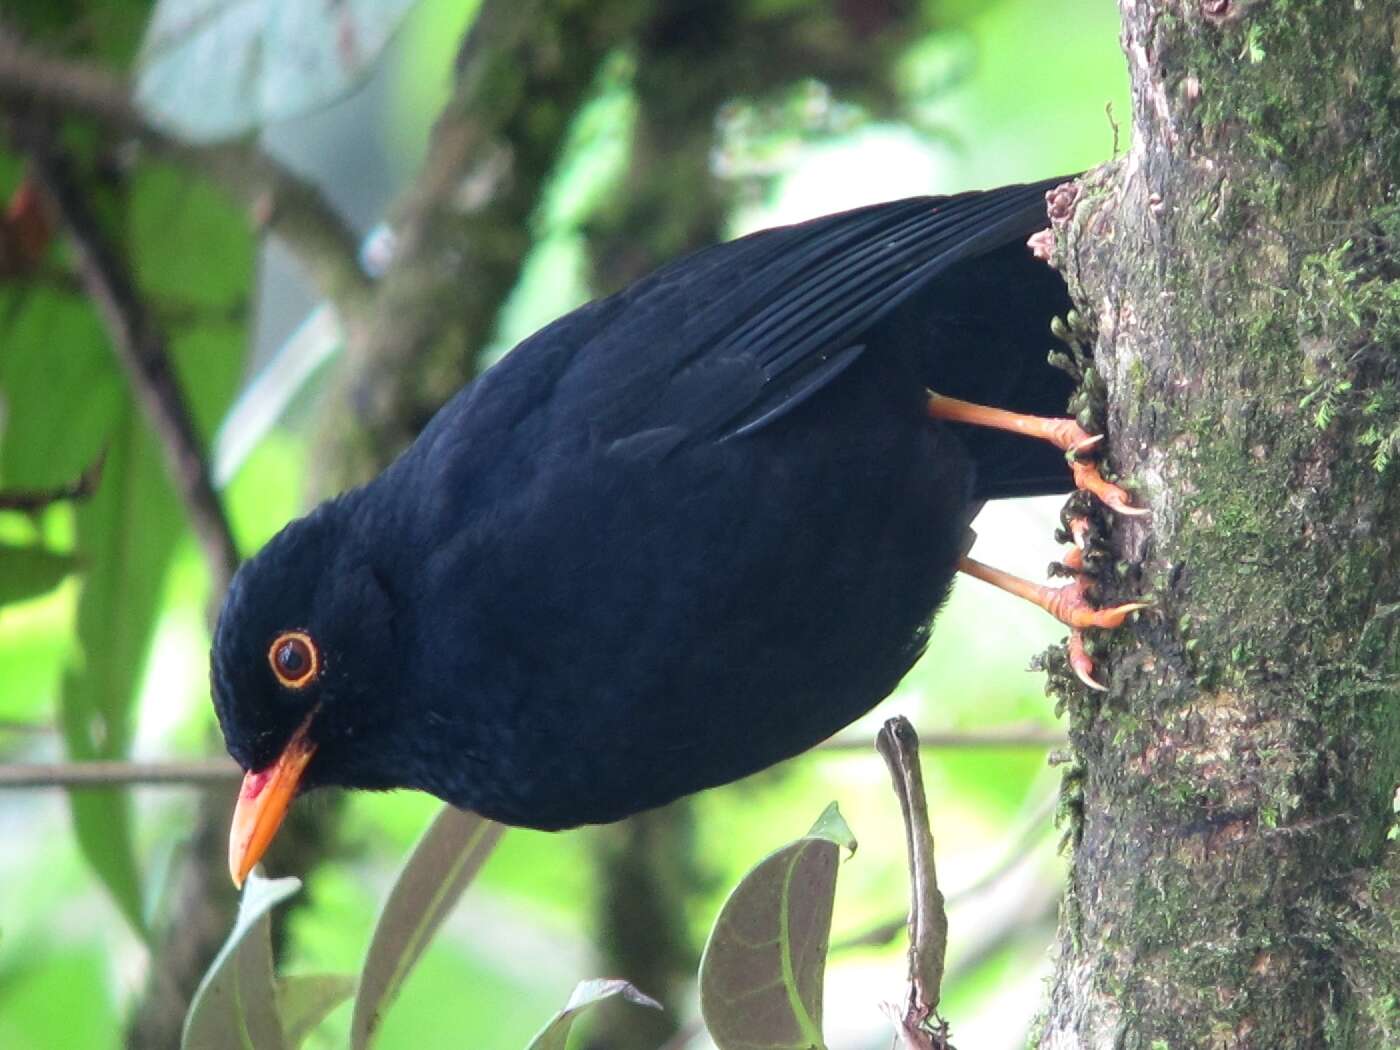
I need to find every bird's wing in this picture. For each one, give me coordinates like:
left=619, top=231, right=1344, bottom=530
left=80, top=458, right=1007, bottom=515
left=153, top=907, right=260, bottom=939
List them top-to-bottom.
left=559, top=176, right=1068, bottom=447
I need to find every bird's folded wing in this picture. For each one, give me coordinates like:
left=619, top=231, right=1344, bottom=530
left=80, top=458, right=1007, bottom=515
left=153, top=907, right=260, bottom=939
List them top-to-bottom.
left=569, top=176, right=1068, bottom=447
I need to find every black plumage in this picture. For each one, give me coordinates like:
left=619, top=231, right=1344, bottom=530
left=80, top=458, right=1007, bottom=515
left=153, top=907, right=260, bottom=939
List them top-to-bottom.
left=212, top=177, right=1074, bottom=862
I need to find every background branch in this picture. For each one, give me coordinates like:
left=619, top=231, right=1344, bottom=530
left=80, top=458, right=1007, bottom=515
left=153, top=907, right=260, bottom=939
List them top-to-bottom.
left=17, top=122, right=240, bottom=595
left=0, top=757, right=238, bottom=789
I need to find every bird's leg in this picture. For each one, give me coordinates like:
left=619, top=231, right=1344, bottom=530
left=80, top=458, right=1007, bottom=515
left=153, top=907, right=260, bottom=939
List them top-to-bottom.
left=926, top=392, right=1146, bottom=516
left=931, top=393, right=1149, bottom=687
left=956, top=551, right=1147, bottom=692
left=957, top=555, right=1145, bottom=631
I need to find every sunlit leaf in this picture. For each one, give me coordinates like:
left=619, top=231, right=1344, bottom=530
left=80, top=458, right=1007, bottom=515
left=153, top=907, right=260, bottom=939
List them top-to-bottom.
left=135, top=0, right=423, bottom=143
left=0, top=544, right=78, bottom=606
left=807, top=802, right=857, bottom=853
left=699, top=803, right=855, bottom=1050
left=350, top=805, right=505, bottom=1050
left=182, top=872, right=300, bottom=1050
left=276, top=973, right=355, bottom=1048
left=524, top=979, right=662, bottom=1050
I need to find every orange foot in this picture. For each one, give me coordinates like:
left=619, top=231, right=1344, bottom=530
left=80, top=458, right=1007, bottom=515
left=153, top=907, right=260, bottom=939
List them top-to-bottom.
left=926, top=392, right=1148, bottom=516
left=957, top=555, right=1148, bottom=691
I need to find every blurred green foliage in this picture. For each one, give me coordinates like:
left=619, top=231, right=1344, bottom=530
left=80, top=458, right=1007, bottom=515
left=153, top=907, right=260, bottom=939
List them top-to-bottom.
left=0, top=0, right=1127, bottom=1046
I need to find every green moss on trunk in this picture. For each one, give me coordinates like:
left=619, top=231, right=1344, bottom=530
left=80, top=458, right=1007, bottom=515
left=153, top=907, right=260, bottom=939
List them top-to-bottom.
left=1039, top=2, right=1400, bottom=1046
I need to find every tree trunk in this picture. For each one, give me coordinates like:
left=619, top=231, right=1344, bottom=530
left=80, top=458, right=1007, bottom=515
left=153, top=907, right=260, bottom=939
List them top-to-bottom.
left=1039, top=2, right=1400, bottom=1046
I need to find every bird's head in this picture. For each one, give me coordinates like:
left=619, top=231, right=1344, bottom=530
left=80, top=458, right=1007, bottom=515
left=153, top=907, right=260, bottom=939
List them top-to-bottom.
left=211, top=499, right=403, bottom=887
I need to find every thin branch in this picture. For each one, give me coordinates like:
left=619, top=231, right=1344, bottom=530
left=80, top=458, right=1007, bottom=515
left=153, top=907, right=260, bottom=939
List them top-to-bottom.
left=0, top=25, right=372, bottom=312
left=17, top=123, right=240, bottom=595
left=819, top=723, right=1067, bottom=751
left=0, top=757, right=239, bottom=789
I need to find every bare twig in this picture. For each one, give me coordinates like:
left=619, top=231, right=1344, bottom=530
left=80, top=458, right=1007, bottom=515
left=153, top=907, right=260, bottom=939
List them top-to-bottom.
left=0, top=24, right=371, bottom=312
left=17, top=124, right=240, bottom=595
left=0, top=449, right=105, bottom=511
left=877, top=717, right=950, bottom=1037
left=821, top=723, right=1066, bottom=751
left=0, top=757, right=239, bottom=789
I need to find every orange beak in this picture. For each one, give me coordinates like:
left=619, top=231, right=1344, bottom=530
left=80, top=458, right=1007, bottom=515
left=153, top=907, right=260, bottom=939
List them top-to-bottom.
left=228, top=712, right=318, bottom=888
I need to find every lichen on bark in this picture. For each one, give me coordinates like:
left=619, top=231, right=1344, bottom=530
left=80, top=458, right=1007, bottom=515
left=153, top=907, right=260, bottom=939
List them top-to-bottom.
left=1038, top=2, right=1400, bottom=1046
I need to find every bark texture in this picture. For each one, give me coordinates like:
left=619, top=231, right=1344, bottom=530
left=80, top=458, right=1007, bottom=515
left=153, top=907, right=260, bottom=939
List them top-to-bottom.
left=1041, top=2, right=1400, bottom=1047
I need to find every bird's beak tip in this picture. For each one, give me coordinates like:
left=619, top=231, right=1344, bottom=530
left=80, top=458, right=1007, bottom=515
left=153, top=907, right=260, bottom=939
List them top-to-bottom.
left=227, top=715, right=317, bottom=888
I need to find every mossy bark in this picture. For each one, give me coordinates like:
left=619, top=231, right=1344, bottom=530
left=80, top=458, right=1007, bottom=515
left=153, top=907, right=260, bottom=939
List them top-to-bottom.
left=1039, top=2, right=1400, bottom=1046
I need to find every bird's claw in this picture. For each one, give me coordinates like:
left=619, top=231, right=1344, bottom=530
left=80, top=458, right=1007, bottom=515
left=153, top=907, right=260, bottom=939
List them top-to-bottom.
left=924, top=391, right=1148, bottom=516
left=1050, top=419, right=1148, bottom=518
left=1067, top=432, right=1104, bottom=455
left=1070, top=458, right=1149, bottom=517
left=1056, top=515, right=1091, bottom=573
left=957, top=554, right=1147, bottom=690
left=1053, top=574, right=1149, bottom=690
left=1043, top=576, right=1149, bottom=630
left=1068, top=631, right=1106, bottom=691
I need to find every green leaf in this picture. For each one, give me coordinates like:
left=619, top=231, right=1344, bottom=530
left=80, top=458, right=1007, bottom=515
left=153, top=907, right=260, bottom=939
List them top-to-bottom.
left=0, top=289, right=121, bottom=490
left=0, top=543, right=79, bottom=606
left=806, top=801, right=856, bottom=852
left=349, top=805, right=505, bottom=1050
left=699, top=805, right=857, bottom=1050
left=182, top=872, right=301, bottom=1050
left=276, top=974, right=355, bottom=1048
left=524, top=980, right=662, bottom=1050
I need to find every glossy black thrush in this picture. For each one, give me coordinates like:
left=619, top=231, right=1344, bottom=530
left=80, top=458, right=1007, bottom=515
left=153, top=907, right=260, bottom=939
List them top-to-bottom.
left=212, top=176, right=1145, bottom=885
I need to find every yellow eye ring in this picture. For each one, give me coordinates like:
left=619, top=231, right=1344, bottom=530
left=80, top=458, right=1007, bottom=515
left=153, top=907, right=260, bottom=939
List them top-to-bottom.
left=268, top=631, right=320, bottom=689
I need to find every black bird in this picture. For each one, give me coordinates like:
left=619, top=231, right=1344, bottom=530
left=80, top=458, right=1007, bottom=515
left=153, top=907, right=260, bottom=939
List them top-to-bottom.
left=213, top=176, right=1143, bottom=885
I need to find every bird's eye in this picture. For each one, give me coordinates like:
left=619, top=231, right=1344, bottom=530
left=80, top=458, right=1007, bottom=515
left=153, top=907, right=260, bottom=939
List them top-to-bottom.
left=268, top=631, right=320, bottom=689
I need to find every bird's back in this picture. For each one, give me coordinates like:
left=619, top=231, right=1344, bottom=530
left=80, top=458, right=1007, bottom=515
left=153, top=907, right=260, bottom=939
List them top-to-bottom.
left=393, top=177, right=1075, bottom=516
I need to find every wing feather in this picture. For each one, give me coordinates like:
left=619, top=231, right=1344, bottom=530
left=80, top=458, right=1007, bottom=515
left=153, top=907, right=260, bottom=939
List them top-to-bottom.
left=594, top=177, right=1068, bottom=443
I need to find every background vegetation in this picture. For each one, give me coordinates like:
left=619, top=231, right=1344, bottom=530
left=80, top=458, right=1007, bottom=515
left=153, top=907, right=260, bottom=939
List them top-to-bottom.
left=0, top=1, right=1129, bottom=1047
